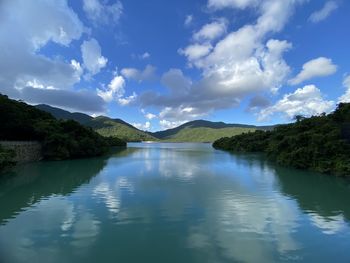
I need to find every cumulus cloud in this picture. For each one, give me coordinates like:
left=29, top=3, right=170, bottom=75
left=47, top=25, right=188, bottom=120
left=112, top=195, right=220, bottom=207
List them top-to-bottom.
left=0, top=0, right=104, bottom=113
left=83, top=0, right=123, bottom=26
left=139, top=0, right=305, bottom=126
left=208, top=0, right=259, bottom=10
left=309, top=1, right=338, bottom=23
left=193, top=20, right=227, bottom=42
left=81, top=38, right=108, bottom=77
left=178, top=44, right=213, bottom=62
left=289, top=57, right=337, bottom=85
left=121, top=65, right=156, bottom=82
left=97, top=73, right=137, bottom=106
left=338, top=75, right=350, bottom=103
left=259, top=85, right=334, bottom=121
left=159, top=106, right=206, bottom=121
left=141, top=109, right=157, bottom=120
left=159, top=120, right=187, bottom=130
left=132, top=121, right=151, bottom=131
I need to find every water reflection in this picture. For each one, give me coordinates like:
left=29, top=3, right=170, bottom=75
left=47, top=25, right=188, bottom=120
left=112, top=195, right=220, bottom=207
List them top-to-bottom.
left=0, top=143, right=349, bottom=263
left=0, top=156, right=111, bottom=225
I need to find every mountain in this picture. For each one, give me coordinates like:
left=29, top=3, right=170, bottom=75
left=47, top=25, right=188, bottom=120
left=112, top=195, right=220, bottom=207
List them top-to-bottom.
left=35, top=104, right=156, bottom=142
left=35, top=104, right=93, bottom=124
left=35, top=105, right=272, bottom=143
left=86, top=116, right=157, bottom=142
left=151, top=120, right=272, bottom=142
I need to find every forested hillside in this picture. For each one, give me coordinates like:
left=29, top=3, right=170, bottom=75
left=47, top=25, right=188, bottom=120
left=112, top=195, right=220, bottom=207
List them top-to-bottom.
left=0, top=95, right=126, bottom=170
left=213, top=103, right=350, bottom=177
left=36, top=104, right=156, bottom=142
left=153, top=120, right=271, bottom=142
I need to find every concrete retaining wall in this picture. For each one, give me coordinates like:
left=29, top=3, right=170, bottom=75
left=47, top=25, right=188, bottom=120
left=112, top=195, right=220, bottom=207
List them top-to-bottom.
left=0, top=141, right=43, bottom=163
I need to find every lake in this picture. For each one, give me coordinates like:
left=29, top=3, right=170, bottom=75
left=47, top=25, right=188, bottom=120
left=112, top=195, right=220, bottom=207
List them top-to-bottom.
left=0, top=143, right=350, bottom=263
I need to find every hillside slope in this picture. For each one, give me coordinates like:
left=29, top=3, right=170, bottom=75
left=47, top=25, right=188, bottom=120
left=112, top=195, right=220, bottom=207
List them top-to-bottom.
left=213, top=103, right=350, bottom=177
left=36, top=104, right=156, bottom=142
left=86, top=117, right=157, bottom=142
left=152, top=120, right=271, bottom=142
left=161, top=127, right=257, bottom=142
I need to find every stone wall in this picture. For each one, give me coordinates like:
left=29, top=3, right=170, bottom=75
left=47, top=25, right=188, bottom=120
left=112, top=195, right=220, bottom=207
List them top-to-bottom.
left=0, top=141, right=43, bottom=163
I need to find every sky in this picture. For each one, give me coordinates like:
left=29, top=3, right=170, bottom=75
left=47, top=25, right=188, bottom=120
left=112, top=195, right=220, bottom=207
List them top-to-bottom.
left=0, top=0, right=349, bottom=131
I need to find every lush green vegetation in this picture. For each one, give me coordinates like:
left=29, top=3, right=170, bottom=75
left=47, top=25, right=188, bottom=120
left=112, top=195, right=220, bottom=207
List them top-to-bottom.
left=0, top=94, right=126, bottom=169
left=213, top=103, right=350, bottom=177
left=36, top=104, right=156, bottom=142
left=87, top=116, right=157, bottom=142
left=152, top=119, right=270, bottom=142
left=162, top=127, right=256, bottom=142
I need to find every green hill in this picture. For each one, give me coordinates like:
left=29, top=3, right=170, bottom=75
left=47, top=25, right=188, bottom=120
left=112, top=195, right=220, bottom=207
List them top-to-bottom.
left=0, top=94, right=125, bottom=171
left=213, top=103, right=350, bottom=177
left=35, top=104, right=157, bottom=142
left=35, top=105, right=272, bottom=143
left=86, top=117, right=157, bottom=142
left=151, top=120, right=271, bottom=142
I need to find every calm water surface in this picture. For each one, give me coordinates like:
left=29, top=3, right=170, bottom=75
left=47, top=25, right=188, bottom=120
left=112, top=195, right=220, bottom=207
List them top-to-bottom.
left=0, top=143, right=350, bottom=263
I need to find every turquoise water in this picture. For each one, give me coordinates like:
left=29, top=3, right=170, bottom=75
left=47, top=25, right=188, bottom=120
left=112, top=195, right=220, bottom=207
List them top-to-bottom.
left=0, top=143, right=350, bottom=263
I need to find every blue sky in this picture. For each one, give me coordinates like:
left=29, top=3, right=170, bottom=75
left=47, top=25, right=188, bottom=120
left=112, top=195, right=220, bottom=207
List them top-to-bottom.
left=0, top=0, right=349, bottom=131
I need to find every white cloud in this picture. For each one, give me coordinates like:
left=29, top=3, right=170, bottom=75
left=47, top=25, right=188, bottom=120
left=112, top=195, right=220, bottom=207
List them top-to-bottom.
left=0, top=0, right=106, bottom=113
left=83, top=0, right=123, bottom=26
left=141, top=0, right=304, bottom=123
left=208, top=0, right=259, bottom=10
left=309, top=1, right=338, bottom=23
left=184, top=15, right=194, bottom=27
left=193, top=20, right=227, bottom=42
left=81, top=38, right=108, bottom=77
left=178, top=43, right=213, bottom=62
left=141, top=52, right=150, bottom=59
left=289, top=57, right=337, bottom=85
left=70, top=59, right=83, bottom=82
left=121, top=65, right=156, bottom=82
left=97, top=73, right=137, bottom=106
left=97, top=74, right=125, bottom=102
left=338, top=75, right=350, bottom=103
left=259, top=85, right=334, bottom=121
left=118, top=92, right=137, bottom=106
left=159, top=106, right=206, bottom=122
left=141, top=109, right=157, bottom=120
left=145, top=113, right=156, bottom=120
left=159, top=120, right=187, bottom=130
left=132, top=121, right=151, bottom=131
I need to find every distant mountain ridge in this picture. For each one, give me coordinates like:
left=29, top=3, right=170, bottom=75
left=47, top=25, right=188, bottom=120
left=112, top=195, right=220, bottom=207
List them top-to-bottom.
left=35, top=104, right=274, bottom=142
left=35, top=104, right=156, bottom=142
left=36, top=104, right=93, bottom=124
left=152, top=120, right=273, bottom=140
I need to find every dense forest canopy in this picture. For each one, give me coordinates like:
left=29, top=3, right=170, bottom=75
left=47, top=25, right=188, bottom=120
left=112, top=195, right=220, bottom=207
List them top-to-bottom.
left=0, top=94, right=126, bottom=170
left=213, top=103, right=350, bottom=177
